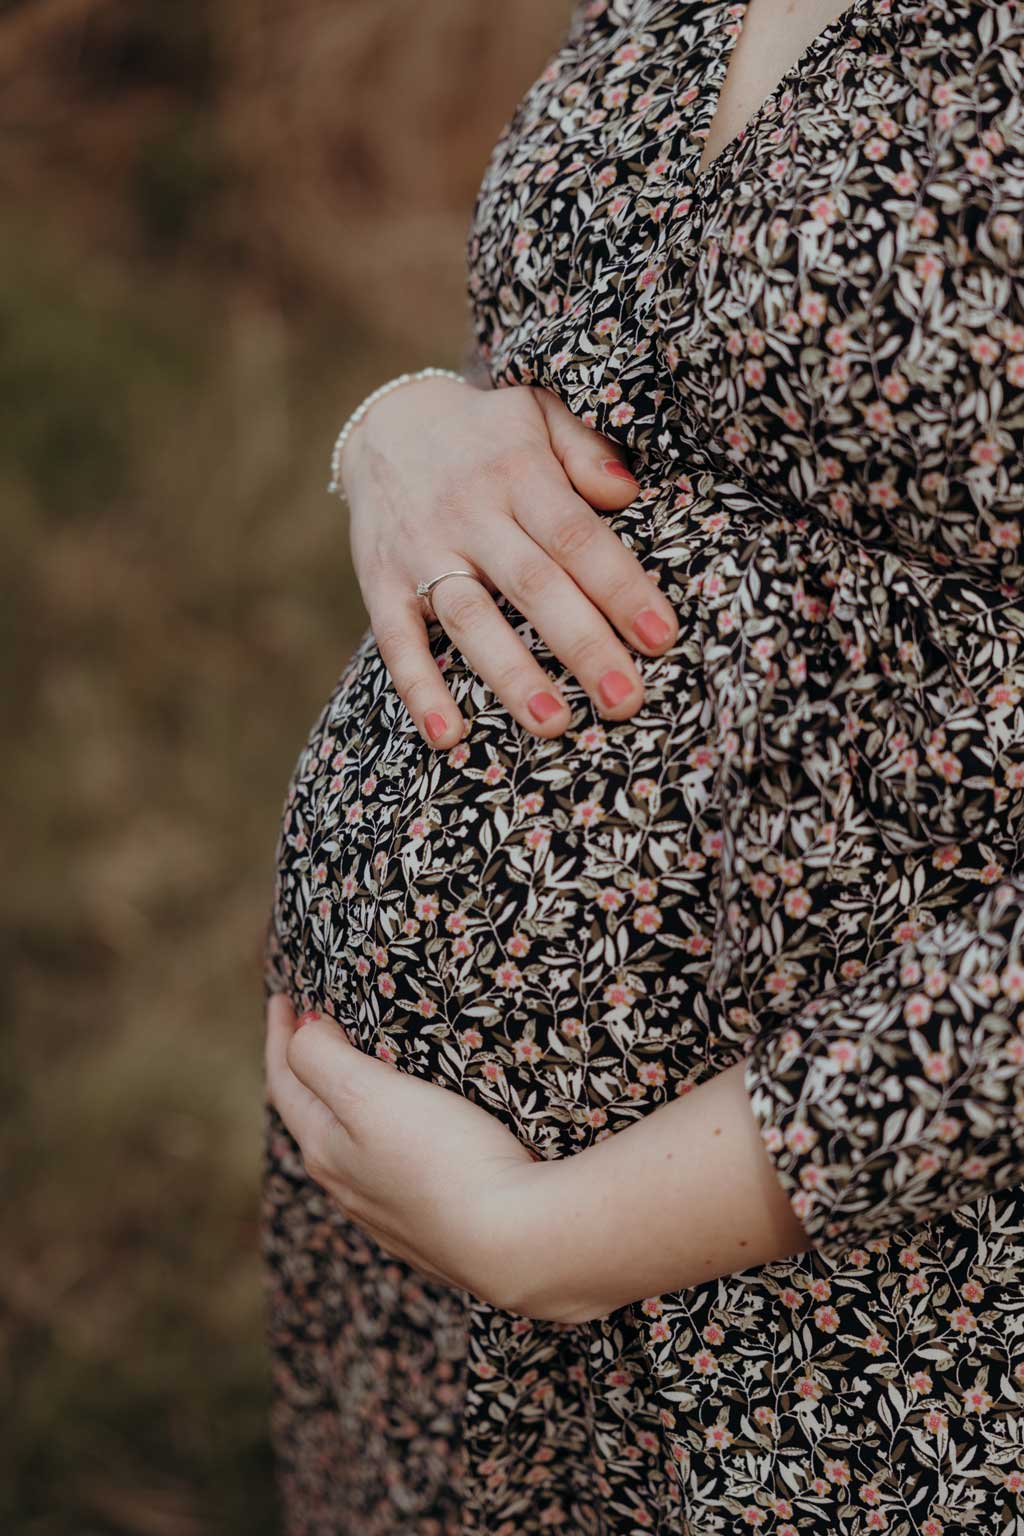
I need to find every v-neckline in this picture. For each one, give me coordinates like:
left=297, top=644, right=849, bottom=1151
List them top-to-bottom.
left=687, top=0, right=880, bottom=206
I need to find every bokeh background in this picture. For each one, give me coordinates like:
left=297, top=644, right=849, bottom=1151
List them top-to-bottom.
left=2, top=3, right=571, bottom=1531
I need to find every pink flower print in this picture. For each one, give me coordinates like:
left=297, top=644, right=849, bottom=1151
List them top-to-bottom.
left=863, top=136, right=888, bottom=161
left=964, top=146, right=992, bottom=174
left=892, top=169, right=917, bottom=194
left=810, top=194, right=838, bottom=224
left=731, top=227, right=751, bottom=253
left=915, top=252, right=943, bottom=283
left=799, top=291, right=826, bottom=326
left=594, top=317, right=619, bottom=337
left=825, top=324, right=849, bottom=354
left=726, top=330, right=744, bottom=357
left=971, top=334, right=1001, bottom=366
left=743, top=356, right=767, bottom=389
left=828, top=356, right=850, bottom=382
left=1008, top=356, right=1024, bottom=389
left=881, top=372, right=910, bottom=402
left=598, top=381, right=622, bottom=405
left=609, top=401, right=635, bottom=426
left=864, top=401, right=895, bottom=433
left=782, top=405, right=803, bottom=430
left=722, top=425, right=750, bottom=457
left=970, top=436, right=1004, bottom=466
left=992, top=520, right=1021, bottom=546
left=578, top=725, right=607, bottom=752
left=447, top=742, right=470, bottom=769
left=483, top=761, right=506, bottom=786
left=361, top=775, right=377, bottom=796
left=632, top=778, right=657, bottom=801
left=520, top=792, right=544, bottom=815
left=572, top=799, right=604, bottom=828
left=344, top=801, right=363, bottom=825
left=407, top=817, right=429, bottom=840
left=526, top=825, right=551, bottom=851
left=702, top=830, right=724, bottom=857
left=931, top=842, right=961, bottom=869
left=313, top=862, right=328, bottom=884
left=750, top=871, right=775, bottom=898
left=342, top=874, right=358, bottom=899
left=631, top=877, right=658, bottom=901
left=783, top=887, right=811, bottom=918
left=598, top=888, right=626, bottom=912
left=415, top=895, right=440, bottom=922
left=317, top=898, right=331, bottom=920
left=633, top=905, right=662, bottom=934
left=507, top=933, right=530, bottom=958
left=685, top=933, right=711, bottom=955
left=372, top=945, right=387, bottom=966
left=356, top=955, right=370, bottom=978
left=840, top=958, right=865, bottom=981
left=495, top=962, right=523, bottom=989
left=1000, top=964, right=1024, bottom=1001
left=765, top=969, right=796, bottom=996
left=377, top=972, right=396, bottom=998
left=604, top=982, right=635, bottom=1007
left=903, top=993, right=932, bottom=1026
left=416, top=997, right=437, bottom=1019
left=561, top=1017, right=583, bottom=1039
left=460, top=1027, right=483, bottom=1049
left=514, top=1039, right=542, bottom=1063
left=828, top=1039, right=858, bottom=1071
left=375, top=1041, right=395, bottom=1063
left=923, top=1051, right=952, bottom=1084
left=482, top=1060, right=504, bottom=1082
left=638, top=1062, right=666, bottom=1088
left=586, top=1106, right=607, bottom=1130
left=934, top=1115, right=960, bottom=1143
left=849, top=1249, right=870, bottom=1268
left=907, top=1273, right=928, bottom=1295
left=807, top=1278, right=831, bottom=1302
left=962, top=1279, right=984, bottom=1303
left=640, top=1296, right=663, bottom=1318
left=814, top=1305, right=840, bottom=1333
left=649, top=1319, right=670, bottom=1342
left=864, top=1333, right=887, bottom=1356
left=691, top=1350, right=717, bottom=1375
left=796, top=1375, right=823, bottom=1401
left=963, top=1385, right=992, bottom=1415
left=754, top=1405, right=776, bottom=1425
left=705, top=1424, right=733, bottom=1449
left=824, top=1459, right=851, bottom=1486
left=1004, top=1473, right=1024, bottom=1495
left=740, top=1507, right=766, bottom=1527
left=865, top=1514, right=888, bottom=1531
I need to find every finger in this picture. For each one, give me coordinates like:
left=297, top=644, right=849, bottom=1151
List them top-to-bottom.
left=533, top=386, right=642, bottom=511
left=512, top=465, right=678, bottom=657
left=475, top=524, right=648, bottom=721
left=429, top=575, right=573, bottom=737
left=367, top=588, right=466, bottom=750
left=265, top=998, right=343, bottom=1164
left=286, top=1012, right=371, bottom=1127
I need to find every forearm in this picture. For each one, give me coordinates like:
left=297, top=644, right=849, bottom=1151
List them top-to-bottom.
left=513, top=1060, right=810, bottom=1324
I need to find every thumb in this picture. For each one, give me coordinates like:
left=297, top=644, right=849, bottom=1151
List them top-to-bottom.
left=534, top=387, right=641, bottom=511
left=286, top=1011, right=371, bottom=1124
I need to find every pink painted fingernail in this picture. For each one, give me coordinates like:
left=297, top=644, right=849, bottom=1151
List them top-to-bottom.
left=603, top=458, right=638, bottom=484
left=634, top=609, right=672, bottom=647
left=598, top=670, right=634, bottom=708
left=528, top=691, right=563, bottom=723
left=425, top=711, right=447, bottom=742
left=297, top=1010, right=321, bottom=1030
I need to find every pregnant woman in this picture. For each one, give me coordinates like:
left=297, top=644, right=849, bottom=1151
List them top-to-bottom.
left=262, top=1, right=1024, bottom=1531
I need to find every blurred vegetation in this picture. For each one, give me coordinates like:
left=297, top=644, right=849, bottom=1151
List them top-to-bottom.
left=0, top=2, right=569, bottom=1532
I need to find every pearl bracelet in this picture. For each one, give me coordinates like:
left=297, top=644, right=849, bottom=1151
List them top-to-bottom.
left=327, top=367, right=469, bottom=503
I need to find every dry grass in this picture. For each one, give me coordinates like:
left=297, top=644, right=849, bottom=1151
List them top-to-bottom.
left=0, top=2, right=570, bottom=1531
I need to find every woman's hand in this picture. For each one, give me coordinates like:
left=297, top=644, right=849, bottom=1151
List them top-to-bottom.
left=341, top=377, right=679, bottom=749
left=264, top=995, right=551, bottom=1312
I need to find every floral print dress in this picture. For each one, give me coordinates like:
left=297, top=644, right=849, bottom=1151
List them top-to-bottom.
left=262, top=2, right=1024, bottom=1531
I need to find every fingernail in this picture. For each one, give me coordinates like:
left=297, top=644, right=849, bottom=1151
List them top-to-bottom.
left=603, top=459, right=638, bottom=484
left=634, top=609, right=672, bottom=648
left=598, top=670, right=634, bottom=708
left=528, top=691, right=563, bottom=723
left=425, top=711, right=447, bottom=742
left=297, top=1010, right=321, bottom=1030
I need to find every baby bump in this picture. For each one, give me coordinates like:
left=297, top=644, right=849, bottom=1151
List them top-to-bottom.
left=268, top=602, right=744, bottom=1160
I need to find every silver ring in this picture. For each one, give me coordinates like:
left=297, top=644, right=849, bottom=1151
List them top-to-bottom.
left=415, top=568, right=481, bottom=622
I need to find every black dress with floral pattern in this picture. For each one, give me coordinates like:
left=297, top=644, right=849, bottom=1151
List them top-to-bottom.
left=262, top=3, right=1024, bottom=1531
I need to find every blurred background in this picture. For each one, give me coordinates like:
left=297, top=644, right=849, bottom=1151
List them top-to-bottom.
left=1, top=2, right=570, bottom=1531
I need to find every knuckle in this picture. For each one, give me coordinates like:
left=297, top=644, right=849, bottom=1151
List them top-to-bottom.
left=547, top=513, right=600, bottom=566
left=509, top=555, right=555, bottom=606
left=438, top=587, right=489, bottom=632
left=570, top=630, right=612, bottom=676
left=489, top=656, right=534, bottom=701
left=401, top=672, right=439, bottom=711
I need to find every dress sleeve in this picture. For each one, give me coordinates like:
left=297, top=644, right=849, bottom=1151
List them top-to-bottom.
left=744, top=874, right=1024, bottom=1249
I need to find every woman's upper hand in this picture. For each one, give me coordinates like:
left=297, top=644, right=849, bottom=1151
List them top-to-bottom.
left=340, top=377, right=679, bottom=749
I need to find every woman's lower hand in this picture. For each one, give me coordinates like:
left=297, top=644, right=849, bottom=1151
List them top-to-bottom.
left=341, top=376, right=679, bottom=748
left=264, top=994, right=554, bottom=1313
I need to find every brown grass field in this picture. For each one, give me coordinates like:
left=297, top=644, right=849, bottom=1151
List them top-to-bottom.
left=1, top=3, right=570, bottom=1531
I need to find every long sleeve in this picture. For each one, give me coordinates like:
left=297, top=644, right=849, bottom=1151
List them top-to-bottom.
left=744, top=873, right=1024, bottom=1250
